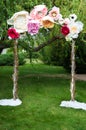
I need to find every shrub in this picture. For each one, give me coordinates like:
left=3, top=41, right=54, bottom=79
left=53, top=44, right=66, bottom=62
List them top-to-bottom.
left=40, top=39, right=65, bottom=66
left=0, top=53, right=26, bottom=66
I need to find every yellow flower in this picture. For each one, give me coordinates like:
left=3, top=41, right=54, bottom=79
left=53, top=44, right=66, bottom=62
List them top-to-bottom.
left=41, top=16, right=54, bottom=28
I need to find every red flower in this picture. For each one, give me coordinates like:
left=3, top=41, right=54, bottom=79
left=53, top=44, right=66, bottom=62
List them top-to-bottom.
left=61, top=25, right=70, bottom=36
left=7, top=28, right=20, bottom=39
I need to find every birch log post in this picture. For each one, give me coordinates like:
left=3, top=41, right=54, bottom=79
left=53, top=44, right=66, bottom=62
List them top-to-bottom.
left=13, top=40, right=19, bottom=100
left=70, top=40, right=76, bottom=101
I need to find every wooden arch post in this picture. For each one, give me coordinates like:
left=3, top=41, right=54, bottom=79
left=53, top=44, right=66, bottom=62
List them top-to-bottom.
left=12, top=39, right=19, bottom=100
left=70, top=39, right=76, bottom=101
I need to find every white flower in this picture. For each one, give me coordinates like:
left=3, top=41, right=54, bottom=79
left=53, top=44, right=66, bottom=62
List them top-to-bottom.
left=7, top=11, right=29, bottom=33
left=69, top=14, right=77, bottom=22
left=65, top=20, right=83, bottom=41
left=68, top=21, right=83, bottom=34
left=76, top=21, right=84, bottom=32
left=65, top=33, right=78, bottom=41
left=65, top=35, right=72, bottom=41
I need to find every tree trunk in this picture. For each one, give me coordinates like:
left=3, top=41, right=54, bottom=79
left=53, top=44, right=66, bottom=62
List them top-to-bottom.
left=12, top=40, right=19, bottom=100
left=70, top=40, right=76, bottom=101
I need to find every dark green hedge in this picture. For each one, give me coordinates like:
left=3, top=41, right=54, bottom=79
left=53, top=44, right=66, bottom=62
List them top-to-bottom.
left=63, top=34, right=86, bottom=74
left=0, top=53, right=26, bottom=66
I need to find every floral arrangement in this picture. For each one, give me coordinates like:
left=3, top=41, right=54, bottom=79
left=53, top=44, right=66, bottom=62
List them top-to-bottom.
left=7, top=5, right=83, bottom=40
left=7, top=5, right=62, bottom=37
left=61, top=14, right=83, bottom=41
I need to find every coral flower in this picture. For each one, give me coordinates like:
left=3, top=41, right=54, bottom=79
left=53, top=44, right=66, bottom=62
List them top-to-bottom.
left=30, top=5, right=48, bottom=21
left=49, top=6, right=60, bottom=20
left=41, top=16, right=54, bottom=28
left=27, top=20, right=40, bottom=35
left=61, top=25, right=70, bottom=36
left=7, top=28, right=20, bottom=39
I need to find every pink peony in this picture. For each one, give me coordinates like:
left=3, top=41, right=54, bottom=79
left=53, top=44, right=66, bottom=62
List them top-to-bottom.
left=30, top=5, right=48, bottom=21
left=49, top=6, right=60, bottom=20
left=27, top=20, right=40, bottom=35
left=61, top=25, right=70, bottom=36
left=7, top=28, right=20, bottom=39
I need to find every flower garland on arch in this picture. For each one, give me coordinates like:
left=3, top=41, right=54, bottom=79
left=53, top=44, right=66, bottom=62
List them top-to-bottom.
left=7, top=5, right=84, bottom=104
left=7, top=5, right=83, bottom=39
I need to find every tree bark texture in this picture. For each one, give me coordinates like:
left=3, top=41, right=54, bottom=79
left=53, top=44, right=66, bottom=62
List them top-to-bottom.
left=32, top=36, right=63, bottom=52
left=13, top=40, right=19, bottom=100
left=70, top=40, right=76, bottom=101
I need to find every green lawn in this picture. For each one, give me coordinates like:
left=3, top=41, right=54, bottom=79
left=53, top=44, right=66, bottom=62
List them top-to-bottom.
left=0, top=64, right=86, bottom=130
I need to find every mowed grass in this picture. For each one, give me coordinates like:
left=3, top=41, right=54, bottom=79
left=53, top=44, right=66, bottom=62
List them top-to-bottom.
left=0, top=64, right=86, bottom=130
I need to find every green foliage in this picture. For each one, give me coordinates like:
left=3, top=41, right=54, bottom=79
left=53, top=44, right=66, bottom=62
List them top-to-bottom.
left=63, top=34, right=86, bottom=74
left=40, top=38, right=65, bottom=66
left=62, top=42, right=71, bottom=72
left=0, top=53, right=26, bottom=66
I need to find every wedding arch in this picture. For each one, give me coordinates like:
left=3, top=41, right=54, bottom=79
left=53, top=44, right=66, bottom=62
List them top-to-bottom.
left=0, top=5, right=86, bottom=110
